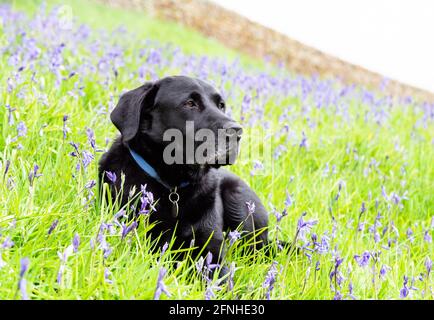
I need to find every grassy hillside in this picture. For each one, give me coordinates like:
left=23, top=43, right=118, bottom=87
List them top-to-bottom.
left=0, top=0, right=433, bottom=300
left=8, top=0, right=264, bottom=68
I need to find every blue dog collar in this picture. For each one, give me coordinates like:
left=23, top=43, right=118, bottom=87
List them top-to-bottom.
left=128, top=148, right=189, bottom=190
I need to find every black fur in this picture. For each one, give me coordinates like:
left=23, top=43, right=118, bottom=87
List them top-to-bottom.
left=99, top=76, right=269, bottom=273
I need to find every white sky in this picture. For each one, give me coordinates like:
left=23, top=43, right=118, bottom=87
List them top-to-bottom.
left=212, top=0, right=434, bottom=93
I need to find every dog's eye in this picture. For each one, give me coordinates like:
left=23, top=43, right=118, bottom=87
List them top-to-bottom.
left=184, top=100, right=197, bottom=108
left=218, top=101, right=225, bottom=110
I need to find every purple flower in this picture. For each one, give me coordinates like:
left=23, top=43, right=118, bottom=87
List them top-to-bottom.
left=6, top=104, right=16, bottom=125
left=62, top=115, right=69, bottom=139
left=17, top=121, right=27, bottom=137
left=86, top=127, right=96, bottom=150
left=299, top=131, right=308, bottom=148
left=69, top=141, right=80, bottom=157
left=81, top=150, right=94, bottom=168
left=3, top=159, right=11, bottom=178
left=250, top=160, right=264, bottom=176
left=28, top=164, right=42, bottom=186
left=105, top=171, right=116, bottom=184
left=85, top=180, right=96, bottom=189
left=335, top=180, right=345, bottom=201
left=138, top=184, right=155, bottom=215
left=381, top=186, right=388, bottom=201
left=390, top=191, right=408, bottom=206
left=284, top=192, right=293, bottom=207
left=246, top=201, right=255, bottom=215
left=360, top=202, right=366, bottom=215
left=272, top=206, right=288, bottom=223
left=113, top=209, right=126, bottom=227
left=296, top=212, right=318, bottom=241
left=297, top=212, right=318, bottom=230
left=48, top=219, right=59, bottom=235
left=121, top=221, right=138, bottom=240
left=97, top=223, right=113, bottom=259
left=406, top=228, right=414, bottom=243
left=228, top=230, right=241, bottom=246
left=424, top=231, right=432, bottom=243
left=72, top=233, right=80, bottom=252
left=313, top=234, right=330, bottom=255
left=2, top=237, right=14, bottom=249
left=160, top=242, right=169, bottom=258
left=354, top=251, right=370, bottom=267
left=205, top=252, right=219, bottom=273
left=330, top=256, right=344, bottom=296
left=19, top=257, right=29, bottom=278
left=425, top=257, right=432, bottom=276
left=18, top=258, right=30, bottom=300
left=262, top=261, right=278, bottom=300
left=57, top=264, right=65, bottom=285
left=379, top=264, right=391, bottom=280
left=153, top=267, right=171, bottom=300
left=104, top=268, right=113, bottom=284
left=400, top=276, right=409, bottom=298
left=205, top=282, right=222, bottom=300
left=348, top=282, right=356, bottom=300
left=333, top=290, right=343, bottom=300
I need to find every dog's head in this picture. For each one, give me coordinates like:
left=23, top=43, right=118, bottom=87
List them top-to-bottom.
left=111, top=76, right=242, bottom=167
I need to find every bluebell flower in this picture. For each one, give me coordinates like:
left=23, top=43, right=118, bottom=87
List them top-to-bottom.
left=62, top=115, right=69, bottom=140
left=17, top=121, right=27, bottom=137
left=86, top=127, right=96, bottom=150
left=81, top=150, right=94, bottom=168
left=3, top=159, right=11, bottom=178
left=28, top=164, right=42, bottom=186
left=105, top=171, right=117, bottom=184
left=85, top=180, right=96, bottom=189
left=245, top=201, right=255, bottom=215
left=48, top=219, right=59, bottom=235
left=121, top=221, right=138, bottom=240
left=406, top=228, right=414, bottom=243
left=228, top=230, right=241, bottom=246
left=423, top=230, right=432, bottom=243
left=72, top=233, right=80, bottom=252
left=2, top=237, right=14, bottom=249
left=354, top=251, right=370, bottom=267
left=425, top=257, right=432, bottom=276
left=18, top=258, right=30, bottom=300
left=262, top=261, right=278, bottom=300
left=379, top=264, right=391, bottom=280
left=153, top=267, right=171, bottom=300
left=104, top=268, right=113, bottom=284
left=400, top=276, right=409, bottom=298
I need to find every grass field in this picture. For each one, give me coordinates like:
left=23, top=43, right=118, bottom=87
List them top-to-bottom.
left=0, top=0, right=433, bottom=300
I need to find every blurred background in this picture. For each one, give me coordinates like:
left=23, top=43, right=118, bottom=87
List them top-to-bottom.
left=97, top=0, right=434, bottom=102
left=214, top=0, right=434, bottom=94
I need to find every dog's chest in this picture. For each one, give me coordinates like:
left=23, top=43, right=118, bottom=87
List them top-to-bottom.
left=149, top=187, right=222, bottom=239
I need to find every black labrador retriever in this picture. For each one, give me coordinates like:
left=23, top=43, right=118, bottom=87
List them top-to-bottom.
left=99, top=76, right=269, bottom=274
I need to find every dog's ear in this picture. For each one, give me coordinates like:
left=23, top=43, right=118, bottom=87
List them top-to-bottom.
left=110, top=81, right=159, bottom=146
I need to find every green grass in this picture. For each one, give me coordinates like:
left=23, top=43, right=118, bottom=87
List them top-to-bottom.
left=0, top=0, right=433, bottom=300
left=8, top=0, right=265, bottom=69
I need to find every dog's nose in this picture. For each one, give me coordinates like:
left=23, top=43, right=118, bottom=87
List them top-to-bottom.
left=224, top=123, right=243, bottom=140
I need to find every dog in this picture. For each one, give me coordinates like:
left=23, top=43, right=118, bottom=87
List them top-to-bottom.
left=99, top=76, right=269, bottom=275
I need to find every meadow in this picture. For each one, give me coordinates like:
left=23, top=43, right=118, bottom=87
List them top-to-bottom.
left=0, top=0, right=433, bottom=300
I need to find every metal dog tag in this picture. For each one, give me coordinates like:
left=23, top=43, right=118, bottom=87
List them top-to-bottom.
left=169, top=187, right=180, bottom=218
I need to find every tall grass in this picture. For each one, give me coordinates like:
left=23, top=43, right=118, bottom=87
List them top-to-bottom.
left=0, top=0, right=432, bottom=300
